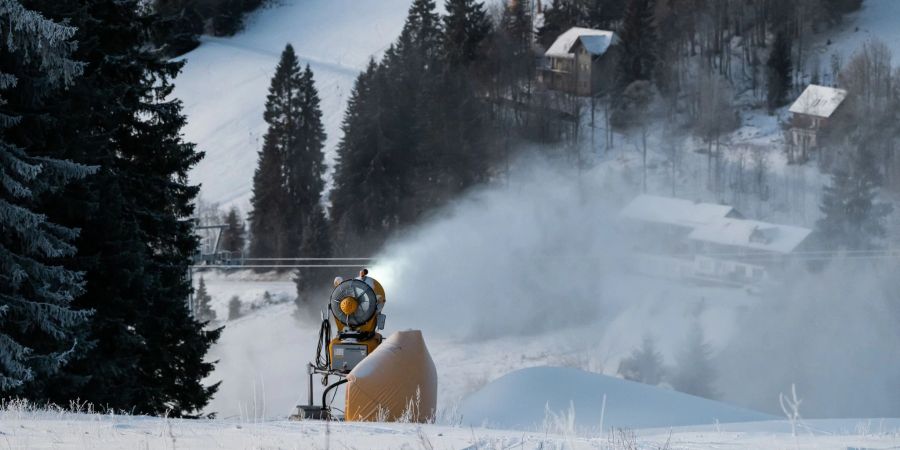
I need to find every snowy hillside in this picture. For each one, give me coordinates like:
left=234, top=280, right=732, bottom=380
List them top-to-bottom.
left=175, top=0, right=410, bottom=208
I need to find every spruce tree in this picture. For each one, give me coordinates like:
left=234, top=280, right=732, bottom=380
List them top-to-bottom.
left=0, top=0, right=93, bottom=394
left=12, top=0, right=219, bottom=417
left=443, top=0, right=491, bottom=66
left=537, top=0, right=585, bottom=49
left=616, top=0, right=658, bottom=91
left=766, top=32, right=792, bottom=111
left=250, top=44, right=302, bottom=258
left=250, top=46, right=327, bottom=261
left=329, top=61, right=390, bottom=251
left=285, top=64, right=326, bottom=254
left=817, top=148, right=892, bottom=251
left=294, top=204, right=332, bottom=301
left=220, top=207, right=246, bottom=253
left=194, top=277, right=216, bottom=323
left=227, top=296, right=242, bottom=320
left=670, top=324, right=717, bottom=399
left=617, top=335, right=665, bottom=385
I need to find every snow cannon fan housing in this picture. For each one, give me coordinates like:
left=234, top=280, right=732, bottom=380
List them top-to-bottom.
left=328, top=278, right=386, bottom=372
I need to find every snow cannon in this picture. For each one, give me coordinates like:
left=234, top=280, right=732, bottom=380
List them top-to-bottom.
left=292, top=272, right=437, bottom=422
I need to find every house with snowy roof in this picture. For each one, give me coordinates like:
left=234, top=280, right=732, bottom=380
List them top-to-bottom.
left=538, top=27, right=619, bottom=96
left=786, top=84, right=848, bottom=163
left=619, top=194, right=812, bottom=285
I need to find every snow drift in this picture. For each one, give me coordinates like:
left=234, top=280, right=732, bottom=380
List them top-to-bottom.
left=460, top=366, right=775, bottom=431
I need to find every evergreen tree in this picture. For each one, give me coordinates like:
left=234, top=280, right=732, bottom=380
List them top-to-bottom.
left=0, top=0, right=93, bottom=394
left=12, top=0, right=219, bottom=417
left=443, top=0, right=492, bottom=66
left=502, top=0, right=533, bottom=55
left=537, top=0, right=585, bottom=49
left=584, top=0, right=627, bottom=29
left=616, top=0, right=658, bottom=91
left=766, top=32, right=792, bottom=111
left=249, top=44, right=301, bottom=258
left=249, top=46, right=327, bottom=261
left=329, top=61, right=391, bottom=251
left=285, top=64, right=326, bottom=253
left=817, top=148, right=893, bottom=251
left=294, top=204, right=332, bottom=302
left=220, top=207, right=246, bottom=253
left=194, top=277, right=216, bottom=323
left=227, top=296, right=242, bottom=320
left=670, top=324, right=717, bottom=399
left=617, top=335, right=665, bottom=385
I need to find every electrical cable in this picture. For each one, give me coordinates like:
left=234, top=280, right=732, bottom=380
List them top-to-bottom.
left=315, top=316, right=332, bottom=370
left=322, top=378, right=348, bottom=409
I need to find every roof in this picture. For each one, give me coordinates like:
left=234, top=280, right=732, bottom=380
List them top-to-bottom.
left=545, top=27, right=617, bottom=59
left=789, top=85, right=848, bottom=118
left=619, top=195, right=738, bottom=229
left=688, top=218, right=812, bottom=254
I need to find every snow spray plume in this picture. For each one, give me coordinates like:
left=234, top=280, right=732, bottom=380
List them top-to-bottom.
left=371, top=153, right=900, bottom=418
left=371, top=154, right=638, bottom=340
left=718, top=260, right=900, bottom=417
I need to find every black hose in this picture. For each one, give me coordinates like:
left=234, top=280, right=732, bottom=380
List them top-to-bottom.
left=315, top=316, right=332, bottom=369
left=322, top=378, right=348, bottom=409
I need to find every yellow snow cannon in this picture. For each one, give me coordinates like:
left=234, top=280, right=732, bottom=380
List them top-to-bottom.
left=291, top=272, right=437, bottom=423
left=327, top=276, right=387, bottom=369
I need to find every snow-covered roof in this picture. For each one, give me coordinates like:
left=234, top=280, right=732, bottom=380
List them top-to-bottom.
left=544, top=27, right=617, bottom=59
left=789, top=84, right=848, bottom=118
left=619, top=195, right=738, bottom=229
left=688, top=218, right=811, bottom=254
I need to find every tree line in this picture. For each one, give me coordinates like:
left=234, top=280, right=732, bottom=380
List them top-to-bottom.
left=1, top=0, right=216, bottom=417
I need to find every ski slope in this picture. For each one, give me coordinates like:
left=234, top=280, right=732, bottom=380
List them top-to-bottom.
left=175, top=0, right=411, bottom=208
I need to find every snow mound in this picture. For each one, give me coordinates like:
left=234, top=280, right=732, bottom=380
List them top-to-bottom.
left=460, top=366, right=775, bottom=431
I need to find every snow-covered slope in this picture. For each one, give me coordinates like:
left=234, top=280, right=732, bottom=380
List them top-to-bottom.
left=175, top=0, right=410, bottom=208
left=814, top=0, right=900, bottom=73
left=460, top=366, right=774, bottom=431
left=4, top=407, right=899, bottom=449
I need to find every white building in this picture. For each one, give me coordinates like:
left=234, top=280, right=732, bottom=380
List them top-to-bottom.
left=539, top=27, right=619, bottom=96
left=786, top=84, right=848, bottom=163
left=619, top=194, right=811, bottom=285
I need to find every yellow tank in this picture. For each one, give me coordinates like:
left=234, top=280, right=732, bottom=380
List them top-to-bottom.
left=345, top=330, right=437, bottom=422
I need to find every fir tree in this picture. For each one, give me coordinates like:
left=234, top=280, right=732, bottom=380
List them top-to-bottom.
left=0, top=0, right=93, bottom=394
left=12, top=0, right=220, bottom=417
left=443, top=0, right=491, bottom=66
left=502, top=0, right=533, bottom=56
left=537, top=0, right=585, bottom=49
left=584, top=0, right=627, bottom=29
left=616, top=0, right=658, bottom=91
left=766, top=32, right=792, bottom=111
left=250, top=44, right=302, bottom=258
left=249, top=46, right=327, bottom=261
left=329, top=61, right=391, bottom=251
left=285, top=64, right=326, bottom=253
left=817, top=148, right=893, bottom=251
left=294, top=204, right=332, bottom=309
left=220, top=207, right=246, bottom=253
left=194, top=277, right=216, bottom=323
left=227, top=296, right=242, bottom=320
left=670, top=324, right=717, bottom=399
left=617, top=335, right=665, bottom=385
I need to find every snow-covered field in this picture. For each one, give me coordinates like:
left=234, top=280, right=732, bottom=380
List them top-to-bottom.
left=4, top=403, right=900, bottom=449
